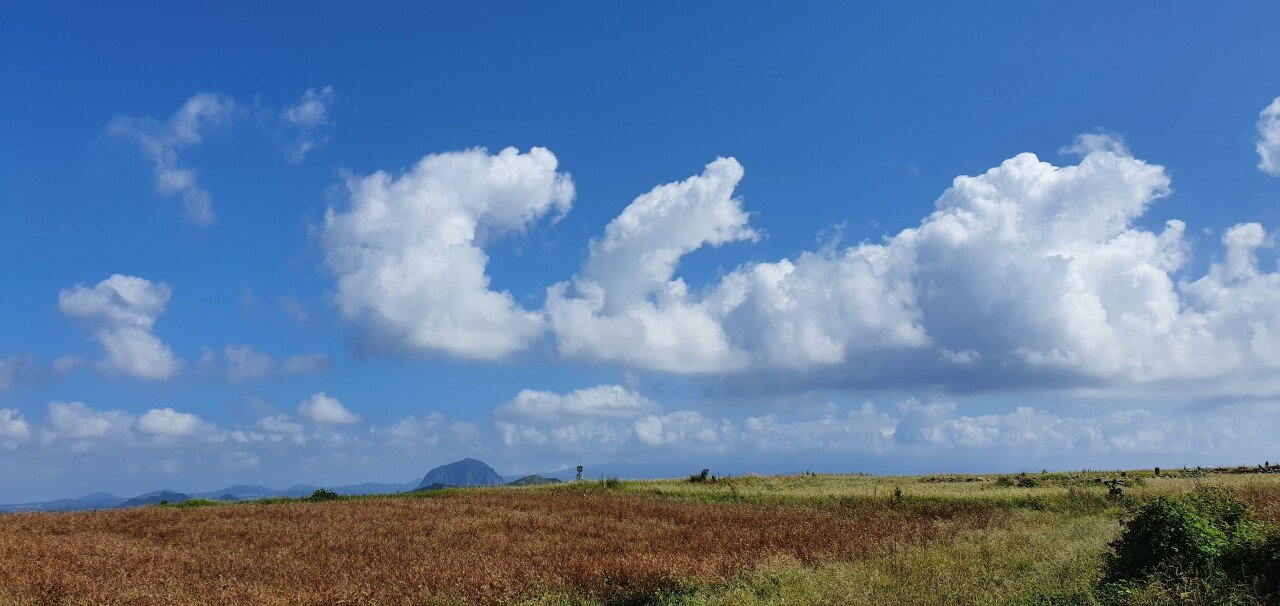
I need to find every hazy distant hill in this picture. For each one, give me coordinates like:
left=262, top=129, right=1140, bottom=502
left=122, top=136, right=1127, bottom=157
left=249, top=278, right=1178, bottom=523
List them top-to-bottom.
left=1, top=458, right=517, bottom=513
left=415, top=458, right=504, bottom=490
left=508, top=475, right=561, bottom=487
left=328, top=481, right=417, bottom=495
left=281, top=484, right=321, bottom=498
left=190, top=485, right=277, bottom=500
left=121, top=490, right=190, bottom=508
left=0, top=492, right=124, bottom=513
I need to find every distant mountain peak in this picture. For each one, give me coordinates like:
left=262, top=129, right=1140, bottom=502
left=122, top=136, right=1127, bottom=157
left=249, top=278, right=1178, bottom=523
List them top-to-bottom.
left=415, top=458, right=504, bottom=490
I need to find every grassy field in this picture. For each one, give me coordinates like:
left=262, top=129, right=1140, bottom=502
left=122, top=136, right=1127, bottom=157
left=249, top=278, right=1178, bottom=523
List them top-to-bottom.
left=1, top=469, right=1277, bottom=605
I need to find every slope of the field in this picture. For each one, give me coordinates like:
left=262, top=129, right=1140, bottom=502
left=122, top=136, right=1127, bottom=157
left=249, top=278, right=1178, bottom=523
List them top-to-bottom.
left=0, top=470, right=1277, bottom=605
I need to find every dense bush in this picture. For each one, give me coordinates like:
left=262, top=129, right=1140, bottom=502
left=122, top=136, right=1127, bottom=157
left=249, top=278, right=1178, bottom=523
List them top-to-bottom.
left=1101, top=486, right=1276, bottom=602
left=307, top=488, right=343, bottom=502
left=1104, top=494, right=1229, bottom=581
left=1228, top=524, right=1280, bottom=599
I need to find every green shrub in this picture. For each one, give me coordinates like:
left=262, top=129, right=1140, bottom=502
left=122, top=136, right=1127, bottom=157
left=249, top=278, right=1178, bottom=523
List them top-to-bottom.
left=688, top=469, right=709, bottom=483
left=995, top=476, right=1015, bottom=488
left=1101, top=486, right=1277, bottom=603
left=307, top=488, right=343, bottom=502
left=1104, top=495, right=1228, bottom=582
left=1225, top=524, right=1280, bottom=599
left=1093, top=575, right=1262, bottom=606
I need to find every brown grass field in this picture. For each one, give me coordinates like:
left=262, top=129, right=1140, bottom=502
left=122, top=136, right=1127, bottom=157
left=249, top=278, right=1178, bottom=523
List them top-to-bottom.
left=3, top=472, right=1277, bottom=606
left=1244, top=485, right=1280, bottom=523
left=0, top=489, right=993, bottom=606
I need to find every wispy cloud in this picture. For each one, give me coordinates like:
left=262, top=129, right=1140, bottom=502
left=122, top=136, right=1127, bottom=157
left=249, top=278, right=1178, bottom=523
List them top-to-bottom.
left=277, top=86, right=337, bottom=163
left=108, top=93, right=237, bottom=227
left=1257, top=96, right=1280, bottom=176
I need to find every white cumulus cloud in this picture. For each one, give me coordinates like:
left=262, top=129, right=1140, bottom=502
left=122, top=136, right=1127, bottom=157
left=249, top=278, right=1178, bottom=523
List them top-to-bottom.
left=108, top=92, right=236, bottom=226
left=534, top=136, right=1280, bottom=398
left=322, top=146, right=574, bottom=360
left=546, top=158, right=756, bottom=372
left=58, top=275, right=182, bottom=380
left=496, top=385, right=659, bottom=422
left=297, top=392, right=359, bottom=425
left=44, top=401, right=134, bottom=441
left=740, top=404, right=897, bottom=453
left=136, top=407, right=204, bottom=437
left=0, top=409, right=30, bottom=447
left=633, top=411, right=728, bottom=448
left=255, top=414, right=304, bottom=434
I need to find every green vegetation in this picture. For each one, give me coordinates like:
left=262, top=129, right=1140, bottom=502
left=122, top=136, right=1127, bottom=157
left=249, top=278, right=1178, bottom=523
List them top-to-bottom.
left=545, top=468, right=1214, bottom=517
left=527, top=470, right=1280, bottom=606
left=599, top=475, right=622, bottom=490
left=1096, top=486, right=1278, bottom=605
left=306, top=488, right=343, bottom=502
left=170, top=498, right=222, bottom=509
left=659, top=512, right=1113, bottom=606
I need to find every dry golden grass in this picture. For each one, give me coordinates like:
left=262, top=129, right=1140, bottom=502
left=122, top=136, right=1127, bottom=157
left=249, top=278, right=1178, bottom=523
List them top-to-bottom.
left=1242, top=484, right=1280, bottom=522
left=0, top=490, right=991, bottom=606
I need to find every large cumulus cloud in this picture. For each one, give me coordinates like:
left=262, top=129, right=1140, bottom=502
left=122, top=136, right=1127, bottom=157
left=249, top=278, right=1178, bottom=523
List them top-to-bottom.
left=318, top=136, right=1280, bottom=398
left=543, top=137, right=1280, bottom=397
left=322, top=147, right=575, bottom=360
left=546, top=158, right=757, bottom=372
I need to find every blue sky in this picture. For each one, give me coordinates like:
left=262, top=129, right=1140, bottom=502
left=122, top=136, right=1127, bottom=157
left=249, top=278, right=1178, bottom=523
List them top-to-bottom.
left=3, top=2, right=1280, bottom=502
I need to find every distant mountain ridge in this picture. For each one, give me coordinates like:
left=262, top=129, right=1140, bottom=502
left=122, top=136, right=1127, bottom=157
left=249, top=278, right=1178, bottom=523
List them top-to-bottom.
left=0, top=458, right=521, bottom=513
left=508, top=475, right=561, bottom=487
left=122, top=490, right=191, bottom=508
left=0, top=491, right=126, bottom=513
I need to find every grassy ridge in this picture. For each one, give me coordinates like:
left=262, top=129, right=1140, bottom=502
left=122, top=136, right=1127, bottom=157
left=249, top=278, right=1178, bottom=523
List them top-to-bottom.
left=166, top=469, right=1280, bottom=517
left=549, top=470, right=1280, bottom=517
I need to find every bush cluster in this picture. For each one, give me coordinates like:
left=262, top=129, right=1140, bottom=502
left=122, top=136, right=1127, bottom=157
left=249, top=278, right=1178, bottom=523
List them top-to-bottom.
left=993, top=472, right=1041, bottom=488
left=1101, top=486, right=1279, bottom=602
left=307, top=489, right=343, bottom=502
